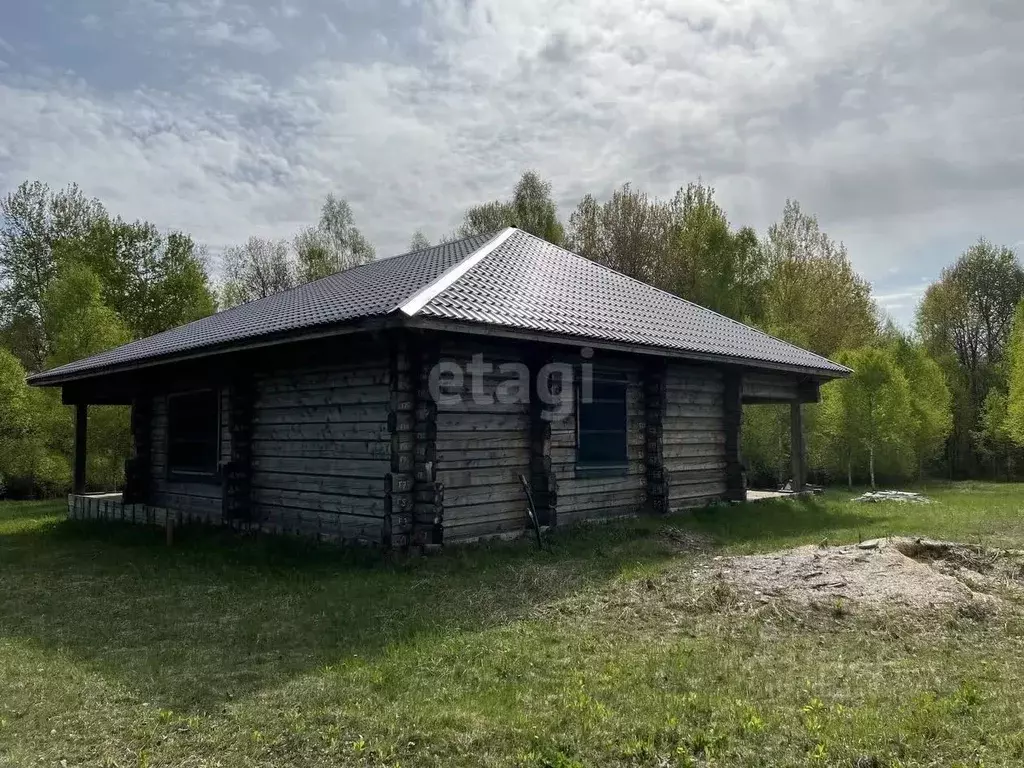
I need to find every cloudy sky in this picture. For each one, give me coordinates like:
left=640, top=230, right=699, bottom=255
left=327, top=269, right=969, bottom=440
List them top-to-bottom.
left=1, top=0, right=1021, bottom=326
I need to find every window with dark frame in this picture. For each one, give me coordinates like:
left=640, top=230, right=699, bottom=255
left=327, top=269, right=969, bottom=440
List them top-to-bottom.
left=577, top=375, right=628, bottom=467
left=167, top=389, right=220, bottom=478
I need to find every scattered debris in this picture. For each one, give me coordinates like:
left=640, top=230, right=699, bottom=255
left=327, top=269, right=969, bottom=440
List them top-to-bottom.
left=852, top=490, right=932, bottom=504
left=703, top=537, right=1024, bottom=609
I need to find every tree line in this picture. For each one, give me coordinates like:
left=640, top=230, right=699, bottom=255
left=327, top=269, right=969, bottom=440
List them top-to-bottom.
left=0, top=172, right=1020, bottom=496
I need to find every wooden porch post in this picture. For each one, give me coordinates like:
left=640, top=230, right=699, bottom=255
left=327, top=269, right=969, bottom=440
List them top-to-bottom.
left=723, top=371, right=746, bottom=501
left=790, top=401, right=806, bottom=492
left=73, top=403, right=88, bottom=494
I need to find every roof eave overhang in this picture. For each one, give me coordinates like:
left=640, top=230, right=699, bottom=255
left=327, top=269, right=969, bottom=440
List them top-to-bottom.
left=27, top=312, right=850, bottom=388
left=25, top=315, right=401, bottom=388
left=403, top=316, right=852, bottom=379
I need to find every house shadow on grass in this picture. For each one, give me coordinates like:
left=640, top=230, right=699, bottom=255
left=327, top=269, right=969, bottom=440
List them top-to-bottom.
left=0, top=495, right=872, bottom=714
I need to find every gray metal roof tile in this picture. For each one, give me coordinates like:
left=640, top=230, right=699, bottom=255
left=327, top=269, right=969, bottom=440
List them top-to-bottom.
left=28, top=226, right=848, bottom=384
left=419, top=229, right=848, bottom=375
left=28, top=233, right=495, bottom=384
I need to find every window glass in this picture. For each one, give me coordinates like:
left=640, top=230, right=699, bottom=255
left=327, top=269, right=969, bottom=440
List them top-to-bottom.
left=577, top=376, right=627, bottom=466
left=168, top=390, right=219, bottom=476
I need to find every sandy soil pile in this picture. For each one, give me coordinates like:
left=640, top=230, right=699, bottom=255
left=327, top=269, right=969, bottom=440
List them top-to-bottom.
left=706, top=537, right=1023, bottom=609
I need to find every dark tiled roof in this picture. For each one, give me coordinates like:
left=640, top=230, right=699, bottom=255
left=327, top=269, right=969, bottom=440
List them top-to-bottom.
left=28, top=227, right=848, bottom=384
left=420, top=230, right=848, bottom=375
left=28, top=233, right=495, bottom=384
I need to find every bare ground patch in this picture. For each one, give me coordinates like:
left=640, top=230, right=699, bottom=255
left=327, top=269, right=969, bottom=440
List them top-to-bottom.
left=703, top=537, right=1024, bottom=610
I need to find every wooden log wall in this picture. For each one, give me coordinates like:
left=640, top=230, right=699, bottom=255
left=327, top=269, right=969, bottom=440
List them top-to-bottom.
left=385, top=336, right=415, bottom=548
left=412, top=337, right=444, bottom=545
left=434, top=339, right=532, bottom=541
left=527, top=352, right=557, bottom=526
left=248, top=355, right=391, bottom=542
left=550, top=357, right=647, bottom=526
left=643, top=360, right=668, bottom=514
left=662, top=363, right=728, bottom=510
left=723, top=370, right=746, bottom=501
left=742, top=371, right=799, bottom=401
left=222, top=374, right=254, bottom=520
left=148, top=389, right=231, bottom=522
left=123, top=395, right=151, bottom=504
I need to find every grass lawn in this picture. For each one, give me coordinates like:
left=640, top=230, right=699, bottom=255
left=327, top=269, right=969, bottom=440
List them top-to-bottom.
left=2, top=483, right=1024, bottom=767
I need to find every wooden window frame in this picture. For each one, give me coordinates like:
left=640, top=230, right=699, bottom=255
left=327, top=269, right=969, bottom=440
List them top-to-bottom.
left=575, top=372, right=629, bottom=476
left=166, top=388, right=222, bottom=484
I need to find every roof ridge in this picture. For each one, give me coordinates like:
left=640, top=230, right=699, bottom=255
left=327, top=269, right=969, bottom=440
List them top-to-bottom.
left=397, top=227, right=514, bottom=316
left=503, top=229, right=847, bottom=372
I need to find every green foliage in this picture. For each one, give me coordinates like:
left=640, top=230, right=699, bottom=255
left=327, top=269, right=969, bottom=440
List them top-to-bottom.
left=458, top=171, right=565, bottom=245
left=1, top=180, right=217, bottom=495
left=0, top=181, right=107, bottom=369
left=566, top=183, right=670, bottom=282
left=664, top=183, right=767, bottom=322
left=294, top=194, right=375, bottom=282
left=761, top=200, right=877, bottom=357
left=58, top=217, right=216, bottom=339
left=408, top=230, right=431, bottom=251
left=220, top=237, right=295, bottom=308
left=917, top=238, right=1024, bottom=476
left=42, top=263, right=131, bottom=368
left=1004, top=300, right=1024, bottom=446
left=889, top=334, right=954, bottom=477
left=817, top=347, right=914, bottom=488
left=0, top=348, right=69, bottom=495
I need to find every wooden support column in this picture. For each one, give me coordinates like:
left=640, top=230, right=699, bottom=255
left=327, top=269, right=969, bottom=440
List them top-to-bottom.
left=385, top=333, right=415, bottom=549
left=412, top=335, right=444, bottom=546
left=528, top=352, right=557, bottom=526
left=643, top=361, right=669, bottom=513
left=723, top=370, right=746, bottom=502
left=223, top=376, right=255, bottom=521
left=123, top=396, right=152, bottom=504
left=790, top=401, right=806, bottom=492
left=73, top=403, right=88, bottom=495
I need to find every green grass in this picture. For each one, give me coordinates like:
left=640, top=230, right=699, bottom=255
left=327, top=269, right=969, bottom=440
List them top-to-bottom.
left=2, top=483, right=1024, bottom=767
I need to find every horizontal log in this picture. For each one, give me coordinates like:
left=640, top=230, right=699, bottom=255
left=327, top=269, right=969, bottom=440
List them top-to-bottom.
left=255, top=365, right=389, bottom=388
left=254, top=389, right=390, bottom=409
left=434, top=399, right=529, bottom=414
left=665, top=403, right=724, bottom=419
left=253, top=405, right=390, bottom=426
left=435, top=412, right=530, bottom=431
left=252, top=422, right=390, bottom=441
left=660, top=430, right=727, bottom=445
left=435, top=432, right=530, bottom=449
left=251, top=439, right=391, bottom=461
left=662, top=443, right=727, bottom=460
left=434, top=446, right=531, bottom=464
left=252, top=456, right=388, bottom=477
left=438, top=467, right=527, bottom=489
left=665, top=468, right=727, bottom=484
left=252, top=471, right=385, bottom=497
left=559, top=476, right=645, bottom=495
left=150, top=479, right=222, bottom=499
left=667, top=481, right=727, bottom=500
left=444, top=484, right=527, bottom=508
left=252, top=488, right=386, bottom=515
left=558, top=489, right=645, bottom=512
left=666, top=493, right=725, bottom=512
left=443, top=504, right=529, bottom=527
left=256, top=508, right=384, bottom=540
left=442, top=518, right=529, bottom=542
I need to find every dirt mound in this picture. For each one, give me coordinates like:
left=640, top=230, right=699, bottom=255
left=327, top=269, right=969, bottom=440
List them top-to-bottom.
left=707, top=537, right=1023, bottom=609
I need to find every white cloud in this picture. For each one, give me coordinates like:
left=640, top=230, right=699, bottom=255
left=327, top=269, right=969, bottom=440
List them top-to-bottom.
left=1, top=0, right=1022, bottom=326
left=196, top=21, right=280, bottom=53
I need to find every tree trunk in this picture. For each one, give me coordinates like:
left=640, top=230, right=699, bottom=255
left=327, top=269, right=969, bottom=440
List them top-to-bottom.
left=869, top=444, right=876, bottom=490
left=847, top=457, right=853, bottom=491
